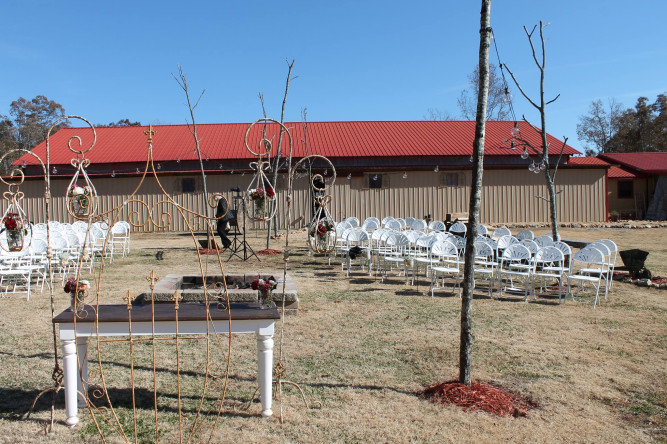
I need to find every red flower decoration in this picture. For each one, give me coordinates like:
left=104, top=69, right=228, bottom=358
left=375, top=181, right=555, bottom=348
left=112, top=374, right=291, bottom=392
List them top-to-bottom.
left=266, top=186, right=275, bottom=198
left=4, top=218, right=17, bottom=230
left=64, top=277, right=77, bottom=294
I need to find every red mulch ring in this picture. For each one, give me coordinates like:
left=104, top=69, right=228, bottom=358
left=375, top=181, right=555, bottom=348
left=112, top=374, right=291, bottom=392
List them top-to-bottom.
left=199, top=248, right=224, bottom=255
left=257, top=249, right=282, bottom=256
left=651, top=276, right=667, bottom=285
left=420, top=380, right=538, bottom=417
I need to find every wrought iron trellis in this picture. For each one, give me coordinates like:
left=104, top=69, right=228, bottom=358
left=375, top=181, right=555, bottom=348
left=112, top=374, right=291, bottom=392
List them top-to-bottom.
left=13, top=116, right=334, bottom=440
left=21, top=117, right=239, bottom=442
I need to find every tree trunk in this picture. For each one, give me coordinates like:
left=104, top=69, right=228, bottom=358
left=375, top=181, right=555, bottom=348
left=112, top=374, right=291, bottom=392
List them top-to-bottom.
left=459, top=0, right=492, bottom=386
left=266, top=60, right=295, bottom=249
left=545, top=168, right=560, bottom=241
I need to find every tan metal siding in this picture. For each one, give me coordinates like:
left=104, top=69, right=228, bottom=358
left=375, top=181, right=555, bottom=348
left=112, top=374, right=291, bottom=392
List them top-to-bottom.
left=5, top=168, right=605, bottom=231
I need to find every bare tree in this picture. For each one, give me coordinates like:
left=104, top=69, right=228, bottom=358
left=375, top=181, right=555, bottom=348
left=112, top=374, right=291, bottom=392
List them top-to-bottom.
left=459, top=0, right=492, bottom=387
left=504, top=22, right=568, bottom=242
left=266, top=59, right=297, bottom=249
left=458, top=63, right=512, bottom=121
left=173, top=65, right=208, bottom=203
left=576, top=98, right=623, bottom=155
left=423, top=108, right=455, bottom=121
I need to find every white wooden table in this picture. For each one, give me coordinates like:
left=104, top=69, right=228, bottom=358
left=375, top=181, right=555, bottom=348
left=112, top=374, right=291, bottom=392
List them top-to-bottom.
left=54, top=303, right=279, bottom=427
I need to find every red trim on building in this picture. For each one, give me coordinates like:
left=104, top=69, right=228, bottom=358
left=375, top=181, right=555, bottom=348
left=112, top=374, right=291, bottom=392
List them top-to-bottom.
left=605, top=173, right=609, bottom=221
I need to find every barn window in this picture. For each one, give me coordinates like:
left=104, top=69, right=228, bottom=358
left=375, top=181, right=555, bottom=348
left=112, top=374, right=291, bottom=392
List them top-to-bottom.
left=440, top=171, right=465, bottom=188
left=369, top=174, right=383, bottom=189
left=181, top=178, right=196, bottom=193
left=618, top=180, right=633, bottom=199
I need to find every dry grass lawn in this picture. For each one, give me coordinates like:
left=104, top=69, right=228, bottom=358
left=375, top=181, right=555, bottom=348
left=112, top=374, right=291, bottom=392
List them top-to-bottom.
left=0, top=227, right=665, bottom=443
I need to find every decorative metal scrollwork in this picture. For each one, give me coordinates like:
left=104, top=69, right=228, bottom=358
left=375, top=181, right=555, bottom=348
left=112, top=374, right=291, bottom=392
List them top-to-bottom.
left=242, top=119, right=292, bottom=222
left=290, top=155, right=337, bottom=253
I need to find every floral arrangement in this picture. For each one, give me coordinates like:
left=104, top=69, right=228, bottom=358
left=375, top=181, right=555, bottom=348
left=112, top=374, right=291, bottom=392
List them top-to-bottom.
left=68, top=183, right=91, bottom=197
left=249, top=186, right=275, bottom=200
left=3, top=212, right=26, bottom=251
left=2, top=213, right=22, bottom=231
left=315, top=219, right=333, bottom=238
left=64, top=276, right=90, bottom=310
left=64, top=276, right=90, bottom=295
left=251, top=276, right=277, bottom=293
left=251, top=276, right=277, bottom=308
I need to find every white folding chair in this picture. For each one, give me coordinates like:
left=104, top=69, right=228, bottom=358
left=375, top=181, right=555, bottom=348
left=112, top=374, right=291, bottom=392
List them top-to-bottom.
left=342, top=229, right=370, bottom=277
left=379, top=233, right=410, bottom=283
left=429, top=240, right=461, bottom=297
left=473, top=240, right=496, bottom=298
left=496, top=244, right=533, bottom=301
left=531, top=246, right=566, bottom=303
left=566, top=246, right=607, bottom=308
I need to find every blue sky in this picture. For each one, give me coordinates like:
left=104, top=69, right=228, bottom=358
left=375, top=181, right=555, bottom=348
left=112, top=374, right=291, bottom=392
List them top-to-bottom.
left=1, top=0, right=665, bottom=153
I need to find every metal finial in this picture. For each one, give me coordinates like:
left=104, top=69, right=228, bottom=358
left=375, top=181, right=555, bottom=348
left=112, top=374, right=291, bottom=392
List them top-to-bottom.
left=144, top=125, right=156, bottom=144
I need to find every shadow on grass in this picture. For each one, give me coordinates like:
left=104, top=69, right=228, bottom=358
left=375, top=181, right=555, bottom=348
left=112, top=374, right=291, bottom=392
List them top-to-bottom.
left=313, top=272, right=338, bottom=278
left=349, top=278, right=375, bottom=285
left=394, top=289, right=425, bottom=297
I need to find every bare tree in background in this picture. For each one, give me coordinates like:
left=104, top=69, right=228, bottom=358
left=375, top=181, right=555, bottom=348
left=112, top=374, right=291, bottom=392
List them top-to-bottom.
left=459, top=0, right=492, bottom=387
left=505, top=22, right=568, bottom=242
left=266, top=59, right=297, bottom=249
left=458, top=63, right=512, bottom=121
left=173, top=65, right=211, bottom=236
left=576, top=98, right=623, bottom=155
left=423, top=108, right=455, bottom=121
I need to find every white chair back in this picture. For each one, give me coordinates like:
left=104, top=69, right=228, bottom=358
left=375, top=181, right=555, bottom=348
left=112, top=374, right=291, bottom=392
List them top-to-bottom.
left=345, top=217, right=359, bottom=228
left=385, top=219, right=402, bottom=231
left=410, top=219, right=427, bottom=231
left=428, top=220, right=446, bottom=232
left=449, top=222, right=467, bottom=236
left=492, top=226, right=511, bottom=239
left=516, top=229, right=534, bottom=241
left=534, top=235, right=555, bottom=248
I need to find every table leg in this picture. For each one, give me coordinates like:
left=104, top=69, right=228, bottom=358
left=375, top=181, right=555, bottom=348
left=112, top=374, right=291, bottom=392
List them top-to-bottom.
left=257, top=334, right=274, bottom=417
left=76, top=337, right=89, bottom=407
left=62, top=339, right=79, bottom=427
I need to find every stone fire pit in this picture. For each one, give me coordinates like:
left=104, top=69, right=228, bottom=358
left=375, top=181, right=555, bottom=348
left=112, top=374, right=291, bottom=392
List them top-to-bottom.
left=134, top=272, right=299, bottom=314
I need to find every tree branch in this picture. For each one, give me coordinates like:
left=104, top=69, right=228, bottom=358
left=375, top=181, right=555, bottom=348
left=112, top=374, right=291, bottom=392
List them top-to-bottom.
left=504, top=65, right=540, bottom=110
left=546, top=93, right=561, bottom=105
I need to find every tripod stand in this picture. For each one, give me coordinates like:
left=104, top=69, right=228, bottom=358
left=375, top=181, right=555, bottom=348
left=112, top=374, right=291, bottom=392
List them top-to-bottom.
left=227, top=196, right=259, bottom=262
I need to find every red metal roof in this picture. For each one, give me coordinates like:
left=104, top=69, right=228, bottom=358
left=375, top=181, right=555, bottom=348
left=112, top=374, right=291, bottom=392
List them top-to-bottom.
left=17, top=120, right=579, bottom=166
left=598, top=152, right=667, bottom=175
left=567, top=156, right=610, bottom=166
left=608, top=165, right=641, bottom=179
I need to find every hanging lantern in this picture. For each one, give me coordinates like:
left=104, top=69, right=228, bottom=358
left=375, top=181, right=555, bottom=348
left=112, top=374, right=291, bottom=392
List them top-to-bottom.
left=242, top=119, right=291, bottom=223
left=66, top=158, right=97, bottom=220
left=245, top=160, right=277, bottom=221
left=307, top=173, right=336, bottom=254
left=1, top=189, right=31, bottom=253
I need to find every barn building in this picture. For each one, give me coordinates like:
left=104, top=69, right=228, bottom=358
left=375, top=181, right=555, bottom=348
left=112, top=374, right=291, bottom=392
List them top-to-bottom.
left=11, top=120, right=608, bottom=231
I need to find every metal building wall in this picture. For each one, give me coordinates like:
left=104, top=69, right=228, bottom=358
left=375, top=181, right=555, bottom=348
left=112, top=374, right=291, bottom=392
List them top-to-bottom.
left=7, top=167, right=606, bottom=231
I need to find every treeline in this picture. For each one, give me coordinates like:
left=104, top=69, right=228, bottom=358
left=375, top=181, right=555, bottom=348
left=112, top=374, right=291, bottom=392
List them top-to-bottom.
left=577, top=94, right=666, bottom=155
left=0, top=95, right=140, bottom=172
